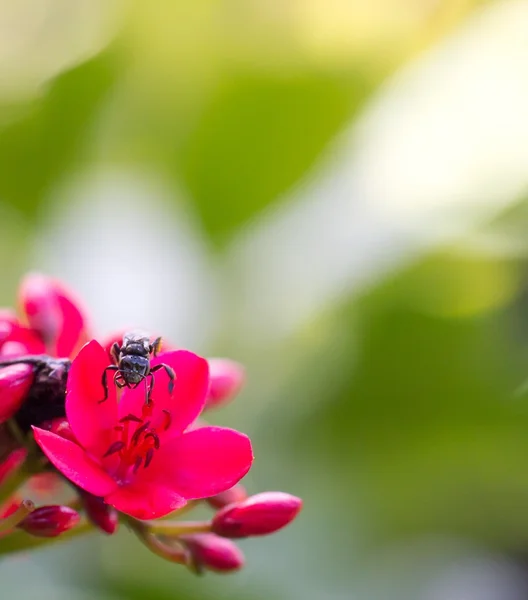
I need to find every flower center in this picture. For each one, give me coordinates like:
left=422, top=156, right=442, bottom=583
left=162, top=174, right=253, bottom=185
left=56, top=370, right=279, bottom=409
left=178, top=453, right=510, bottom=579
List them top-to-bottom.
left=103, top=402, right=172, bottom=484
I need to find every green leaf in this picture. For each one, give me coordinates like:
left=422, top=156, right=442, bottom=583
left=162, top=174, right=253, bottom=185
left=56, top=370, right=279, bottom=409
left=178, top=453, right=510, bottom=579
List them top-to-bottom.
left=0, top=50, right=118, bottom=218
left=180, top=69, right=369, bottom=244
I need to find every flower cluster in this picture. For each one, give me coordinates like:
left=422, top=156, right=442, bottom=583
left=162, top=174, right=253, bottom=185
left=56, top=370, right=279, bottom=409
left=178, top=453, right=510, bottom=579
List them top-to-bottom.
left=0, top=274, right=302, bottom=574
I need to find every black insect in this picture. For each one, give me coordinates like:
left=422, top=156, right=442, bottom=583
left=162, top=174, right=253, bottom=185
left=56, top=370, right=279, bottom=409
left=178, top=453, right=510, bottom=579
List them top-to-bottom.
left=101, top=331, right=176, bottom=404
left=0, top=355, right=70, bottom=432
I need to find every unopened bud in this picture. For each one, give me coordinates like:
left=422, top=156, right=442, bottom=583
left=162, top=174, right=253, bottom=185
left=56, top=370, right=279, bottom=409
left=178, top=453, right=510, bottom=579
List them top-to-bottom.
left=18, top=273, right=88, bottom=358
left=206, top=359, right=245, bottom=410
left=0, top=364, right=34, bottom=423
left=0, top=448, right=27, bottom=487
left=207, top=484, right=248, bottom=510
left=212, top=492, right=302, bottom=538
left=81, top=493, right=119, bottom=534
left=17, top=505, right=80, bottom=537
left=181, top=533, right=245, bottom=573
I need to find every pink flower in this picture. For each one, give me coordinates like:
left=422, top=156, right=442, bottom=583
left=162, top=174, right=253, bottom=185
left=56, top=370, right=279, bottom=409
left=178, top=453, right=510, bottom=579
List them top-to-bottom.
left=0, top=273, right=89, bottom=359
left=33, top=340, right=254, bottom=520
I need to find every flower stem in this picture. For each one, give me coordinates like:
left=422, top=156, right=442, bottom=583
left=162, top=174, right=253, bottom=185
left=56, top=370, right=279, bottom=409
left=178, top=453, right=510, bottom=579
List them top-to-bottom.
left=0, top=465, right=28, bottom=509
left=0, top=499, right=34, bottom=533
left=0, top=518, right=93, bottom=557
left=145, top=520, right=212, bottom=536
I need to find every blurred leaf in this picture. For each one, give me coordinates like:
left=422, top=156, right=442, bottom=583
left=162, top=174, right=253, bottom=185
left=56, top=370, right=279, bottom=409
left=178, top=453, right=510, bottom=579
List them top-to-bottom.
left=0, top=50, right=118, bottom=219
left=180, top=69, right=370, bottom=244
left=257, top=252, right=528, bottom=551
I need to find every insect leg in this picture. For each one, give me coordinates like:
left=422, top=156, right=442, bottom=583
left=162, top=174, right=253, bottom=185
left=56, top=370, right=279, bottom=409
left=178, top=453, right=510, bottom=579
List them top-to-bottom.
left=150, top=337, right=162, bottom=357
left=110, top=342, right=121, bottom=365
left=151, top=363, right=176, bottom=394
left=99, top=365, right=120, bottom=403
left=114, top=371, right=127, bottom=388
left=146, top=372, right=155, bottom=403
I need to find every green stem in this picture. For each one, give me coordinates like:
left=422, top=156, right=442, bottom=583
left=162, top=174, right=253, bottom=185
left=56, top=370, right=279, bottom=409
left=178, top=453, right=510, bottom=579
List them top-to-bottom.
left=0, top=466, right=29, bottom=509
left=0, top=500, right=34, bottom=533
left=124, top=516, right=188, bottom=566
left=0, top=519, right=93, bottom=557
left=145, top=520, right=212, bottom=536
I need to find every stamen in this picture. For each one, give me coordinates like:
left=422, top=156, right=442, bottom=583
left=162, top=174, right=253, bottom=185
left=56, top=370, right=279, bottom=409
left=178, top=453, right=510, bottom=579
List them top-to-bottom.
left=142, top=402, right=153, bottom=419
left=161, top=409, right=172, bottom=431
left=119, top=414, right=143, bottom=424
left=131, top=421, right=151, bottom=446
left=144, top=432, right=160, bottom=450
left=103, top=441, right=125, bottom=458
left=144, top=448, right=155, bottom=469
left=133, top=456, right=143, bottom=474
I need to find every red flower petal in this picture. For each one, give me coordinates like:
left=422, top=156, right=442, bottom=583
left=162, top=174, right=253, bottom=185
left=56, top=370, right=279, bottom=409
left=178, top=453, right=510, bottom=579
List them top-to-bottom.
left=19, top=274, right=90, bottom=358
left=0, top=311, right=17, bottom=345
left=0, top=323, right=46, bottom=356
left=66, top=341, right=118, bottom=457
left=119, top=350, right=209, bottom=437
left=0, top=364, right=34, bottom=423
left=136, top=426, right=253, bottom=500
left=32, top=427, right=118, bottom=497
left=105, top=481, right=186, bottom=520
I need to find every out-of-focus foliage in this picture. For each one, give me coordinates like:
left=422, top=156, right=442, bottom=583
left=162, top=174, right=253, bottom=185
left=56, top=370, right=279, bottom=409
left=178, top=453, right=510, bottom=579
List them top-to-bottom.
left=3, top=1, right=528, bottom=600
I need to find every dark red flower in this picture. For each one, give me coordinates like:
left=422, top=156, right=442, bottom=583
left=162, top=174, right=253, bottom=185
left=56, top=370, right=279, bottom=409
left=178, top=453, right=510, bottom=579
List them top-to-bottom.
left=33, top=341, right=254, bottom=520
left=81, top=492, right=119, bottom=534
left=17, top=505, right=80, bottom=537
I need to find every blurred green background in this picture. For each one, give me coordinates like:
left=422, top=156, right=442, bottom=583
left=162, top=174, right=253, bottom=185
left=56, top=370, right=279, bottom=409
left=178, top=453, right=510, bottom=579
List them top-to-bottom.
left=4, top=0, right=528, bottom=598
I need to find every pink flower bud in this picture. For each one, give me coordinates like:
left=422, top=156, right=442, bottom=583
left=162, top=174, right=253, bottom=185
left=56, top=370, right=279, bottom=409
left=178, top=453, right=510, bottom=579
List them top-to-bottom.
left=206, top=359, right=245, bottom=410
left=0, top=364, right=34, bottom=423
left=0, top=449, right=27, bottom=487
left=207, top=484, right=248, bottom=510
left=212, top=492, right=302, bottom=538
left=81, top=493, right=119, bottom=535
left=17, top=505, right=80, bottom=537
left=181, top=533, right=245, bottom=573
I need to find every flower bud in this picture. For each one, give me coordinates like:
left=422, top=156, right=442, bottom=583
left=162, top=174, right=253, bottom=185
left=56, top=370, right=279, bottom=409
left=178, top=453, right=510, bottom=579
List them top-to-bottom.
left=18, top=273, right=88, bottom=358
left=206, top=359, right=245, bottom=410
left=0, top=364, right=34, bottom=423
left=0, top=448, right=27, bottom=487
left=27, top=473, right=63, bottom=498
left=207, top=484, right=248, bottom=510
left=212, top=492, right=302, bottom=538
left=81, top=493, right=119, bottom=534
left=17, top=505, right=80, bottom=537
left=181, top=533, right=245, bottom=573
